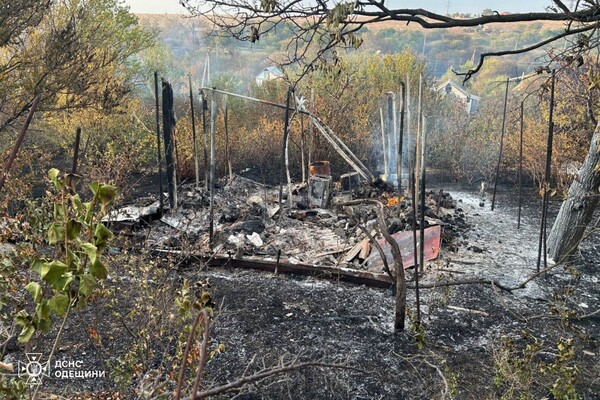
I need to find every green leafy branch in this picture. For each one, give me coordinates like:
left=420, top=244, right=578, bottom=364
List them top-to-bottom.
left=15, top=168, right=116, bottom=343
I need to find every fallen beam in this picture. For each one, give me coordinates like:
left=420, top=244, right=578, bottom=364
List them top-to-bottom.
left=152, top=249, right=393, bottom=288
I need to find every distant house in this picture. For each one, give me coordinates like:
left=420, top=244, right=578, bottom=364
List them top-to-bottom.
left=255, top=66, right=284, bottom=86
left=436, top=79, right=480, bottom=115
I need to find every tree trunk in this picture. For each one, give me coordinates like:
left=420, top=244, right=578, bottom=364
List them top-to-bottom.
left=547, top=122, right=600, bottom=261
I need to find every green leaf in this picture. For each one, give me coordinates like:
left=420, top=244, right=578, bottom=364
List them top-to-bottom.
left=48, top=168, right=62, bottom=189
left=89, top=182, right=101, bottom=197
left=98, top=184, right=117, bottom=206
left=54, top=203, right=65, bottom=219
left=66, top=220, right=82, bottom=240
left=47, top=222, right=64, bottom=245
left=94, top=223, right=113, bottom=250
left=80, top=242, right=98, bottom=264
left=66, top=249, right=80, bottom=272
left=31, top=258, right=46, bottom=274
left=89, top=258, right=108, bottom=280
left=41, top=260, right=68, bottom=290
left=79, top=273, right=97, bottom=297
left=25, top=282, right=43, bottom=303
left=48, top=293, right=69, bottom=317
left=35, top=300, right=50, bottom=320
left=14, top=310, right=30, bottom=326
left=18, top=325, right=35, bottom=343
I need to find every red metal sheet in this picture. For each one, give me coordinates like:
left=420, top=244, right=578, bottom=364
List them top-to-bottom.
left=366, top=225, right=441, bottom=270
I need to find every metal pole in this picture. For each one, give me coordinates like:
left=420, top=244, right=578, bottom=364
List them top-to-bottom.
left=537, top=70, right=556, bottom=272
left=154, top=72, right=164, bottom=214
left=415, top=74, right=423, bottom=200
left=189, top=75, right=200, bottom=188
left=406, top=75, right=412, bottom=195
left=491, top=77, right=510, bottom=211
left=162, top=79, right=177, bottom=211
left=397, top=83, right=406, bottom=211
left=279, top=87, right=293, bottom=209
left=309, top=87, right=314, bottom=168
left=201, top=90, right=209, bottom=189
left=209, top=90, right=217, bottom=248
left=388, top=93, right=394, bottom=178
left=0, top=94, right=41, bottom=193
left=223, top=95, right=233, bottom=181
left=517, top=101, right=524, bottom=229
left=380, top=107, right=388, bottom=177
left=300, top=113, right=306, bottom=182
left=419, top=115, right=427, bottom=273
left=72, top=127, right=81, bottom=174
left=411, top=167, right=421, bottom=326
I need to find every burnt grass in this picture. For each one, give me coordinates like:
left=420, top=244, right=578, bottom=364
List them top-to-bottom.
left=21, top=187, right=600, bottom=399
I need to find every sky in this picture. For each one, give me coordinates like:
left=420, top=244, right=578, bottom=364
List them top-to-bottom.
left=123, top=0, right=553, bottom=15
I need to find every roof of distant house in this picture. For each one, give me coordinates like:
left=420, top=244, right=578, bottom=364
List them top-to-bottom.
left=436, top=79, right=481, bottom=101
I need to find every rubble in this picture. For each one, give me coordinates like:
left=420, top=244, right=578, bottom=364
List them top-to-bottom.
left=109, top=174, right=469, bottom=282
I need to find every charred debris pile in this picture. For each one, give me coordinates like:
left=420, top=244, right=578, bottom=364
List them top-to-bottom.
left=106, top=170, right=468, bottom=287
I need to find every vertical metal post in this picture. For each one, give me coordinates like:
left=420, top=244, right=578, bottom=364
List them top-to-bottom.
left=537, top=70, right=556, bottom=272
left=154, top=72, right=164, bottom=214
left=415, top=74, right=423, bottom=199
left=189, top=75, right=200, bottom=188
left=406, top=76, right=412, bottom=195
left=491, top=77, right=510, bottom=211
left=162, top=79, right=177, bottom=211
left=397, top=83, right=406, bottom=211
left=279, top=88, right=292, bottom=209
left=309, top=88, right=314, bottom=169
left=201, top=90, right=209, bottom=189
left=209, top=90, right=217, bottom=248
left=388, top=93, right=394, bottom=178
left=0, top=94, right=41, bottom=193
left=223, top=95, right=233, bottom=181
left=518, top=101, right=524, bottom=229
left=380, top=107, right=388, bottom=177
left=300, top=113, right=306, bottom=182
left=419, top=116, right=427, bottom=273
left=72, top=127, right=81, bottom=174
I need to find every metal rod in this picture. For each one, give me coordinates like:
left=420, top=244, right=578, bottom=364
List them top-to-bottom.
left=537, top=70, right=556, bottom=272
left=154, top=72, right=164, bottom=214
left=189, top=74, right=200, bottom=188
left=415, top=74, right=423, bottom=200
left=406, top=75, right=412, bottom=196
left=491, top=77, right=510, bottom=211
left=162, top=79, right=177, bottom=211
left=397, top=82, right=406, bottom=214
left=279, top=87, right=293, bottom=209
left=309, top=88, right=314, bottom=168
left=201, top=90, right=209, bottom=189
left=209, top=90, right=217, bottom=248
left=388, top=93, right=394, bottom=177
left=0, top=94, right=41, bottom=193
left=223, top=95, right=233, bottom=181
left=518, top=101, right=524, bottom=229
left=380, top=107, right=388, bottom=177
left=300, top=112, right=306, bottom=182
left=419, top=115, right=427, bottom=273
left=72, top=127, right=81, bottom=174
left=410, top=161, right=421, bottom=325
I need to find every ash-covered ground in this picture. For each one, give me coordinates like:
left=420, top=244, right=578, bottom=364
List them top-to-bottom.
left=10, top=185, right=600, bottom=399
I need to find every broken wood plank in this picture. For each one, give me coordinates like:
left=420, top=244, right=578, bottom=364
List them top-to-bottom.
left=366, top=225, right=441, bottom=270
left=359, top=239, right=371, bottom=260
left=344, top=241, right=364, bottom=262
left=151, top=249, right=393, bottom=288
left=447, top=305, right=489, bottom=317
